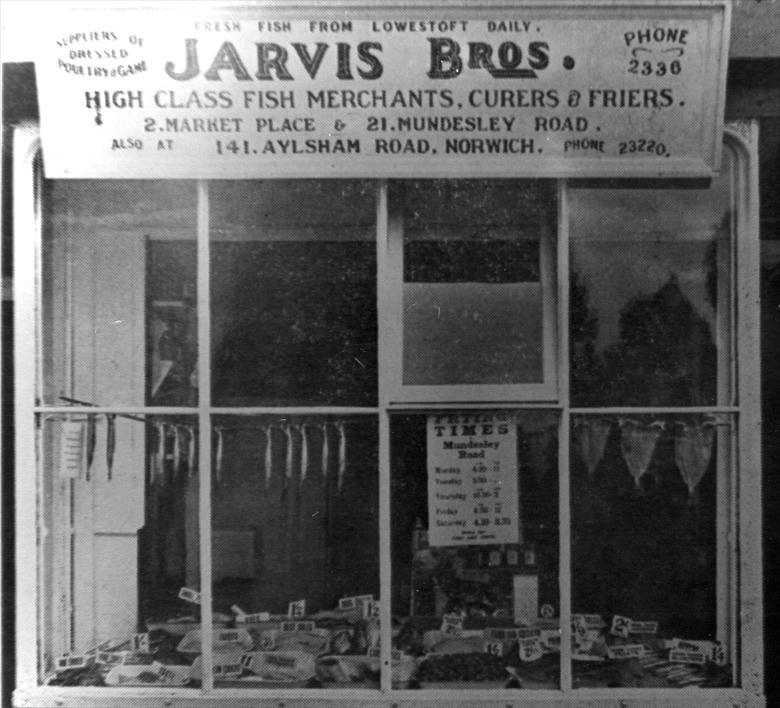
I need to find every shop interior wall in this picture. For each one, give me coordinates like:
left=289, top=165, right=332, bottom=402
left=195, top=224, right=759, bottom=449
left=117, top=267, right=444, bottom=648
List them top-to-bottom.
left=2, top=54, right=780, bottom=704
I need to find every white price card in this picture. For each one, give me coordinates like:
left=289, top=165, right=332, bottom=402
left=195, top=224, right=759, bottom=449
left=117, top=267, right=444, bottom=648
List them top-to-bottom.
left=427, top=412, right=518, bottom=547
left=59, top=420, right=86, bottom=479
left=178, top=587, right=201, bottom=604
left=287, top=599, right=306, bottom=618
left=441, top=613, right=465, bottom=636
left=610, top=614, right=632, bottom=638
left=518, top=637, right=543, bottom=663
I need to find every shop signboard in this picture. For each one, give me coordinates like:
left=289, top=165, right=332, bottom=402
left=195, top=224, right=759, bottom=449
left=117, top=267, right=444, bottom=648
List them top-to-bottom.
left=35, top=2, right=729, bottom=178
left=426, top=412, right=519, bottom=546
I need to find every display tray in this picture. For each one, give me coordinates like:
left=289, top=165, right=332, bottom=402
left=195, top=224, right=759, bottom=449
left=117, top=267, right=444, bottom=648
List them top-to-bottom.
left=214, top=677, right=313, bottom=688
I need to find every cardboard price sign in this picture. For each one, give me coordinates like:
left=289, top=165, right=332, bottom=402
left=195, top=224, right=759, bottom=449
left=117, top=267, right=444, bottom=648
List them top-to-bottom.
left=178, top=587, right=201, bottom=604
left=338, top=594, right=374, bottom=610
left=287, top=599, right=306, bottom=618
left=363, top=599, right=381, bottom=621
left=236, top=611, right=271, bottom=624
left=441, top=613, right=465, bottom=636
left=610, top=614, right=632, bottom=638
left=628, top=620, right=658, bottom=635
left=279, top=621, right=315, bottom=633
left=131, top=633, right=151, bottom=653
left=518, top=637, right=543, bottom=663
left=606, top=644, right=646, bottom=660
left=669, top=648, right=707, bottom=665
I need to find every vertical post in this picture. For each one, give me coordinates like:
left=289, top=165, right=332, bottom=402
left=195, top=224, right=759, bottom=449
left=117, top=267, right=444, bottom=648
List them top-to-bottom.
left=196, top=180, right=213, bottom=692
left=376, top=180, right=392, bottom=692
left=557, top=181, right=572, bottom=692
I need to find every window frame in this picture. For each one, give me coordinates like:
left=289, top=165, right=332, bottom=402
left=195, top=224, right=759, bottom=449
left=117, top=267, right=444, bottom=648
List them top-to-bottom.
left=13, top=121, right=764, bottom=706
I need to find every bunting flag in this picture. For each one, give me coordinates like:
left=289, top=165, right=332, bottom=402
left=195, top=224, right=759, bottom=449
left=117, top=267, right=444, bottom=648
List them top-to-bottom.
left=574, top=417, right=612, bottom=478
left=619, top=419, right=664, bottom=490
left=674, top=422, right=715, bottom=500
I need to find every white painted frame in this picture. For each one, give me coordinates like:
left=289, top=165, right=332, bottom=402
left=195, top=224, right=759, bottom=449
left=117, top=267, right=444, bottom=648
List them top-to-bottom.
left=13, top=121, right=764, bottom=707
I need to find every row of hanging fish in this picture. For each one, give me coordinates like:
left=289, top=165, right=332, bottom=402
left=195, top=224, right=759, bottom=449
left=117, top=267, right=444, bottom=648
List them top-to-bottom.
left=573, top=417, right=721, bottom=498
left=148, top=421, right=349, bottom=492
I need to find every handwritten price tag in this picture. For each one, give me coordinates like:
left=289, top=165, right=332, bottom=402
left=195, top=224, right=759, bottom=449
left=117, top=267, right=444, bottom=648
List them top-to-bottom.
left=178, top=587, right=201, bottom=604
left=287, top=599, right=306, bottom=618
left=363, top=599, right=381, bottom=621
left=236, top=612, right=271, bottom=624
left=441, top=613, right=464, bottom=636
left=610, top=614, right=632, bottom=638
left=628, top=620, right=658, bottom=634
left=280, top=621, right=315, bottom=633
left=131, top=633, right=150, bottom=653
left=518, top=637, right=543, bottom=663
left=606, top=644, right=645, bottom=660
left=669, top=648, right=707, bottom=665
left=56, top=654, right=88, bottom=671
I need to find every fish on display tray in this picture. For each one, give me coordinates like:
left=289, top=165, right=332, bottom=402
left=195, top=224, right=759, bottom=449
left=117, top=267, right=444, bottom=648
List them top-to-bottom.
left=146, top=613, right=231, bottom=636
left=176, top=627, right=255, bottom=654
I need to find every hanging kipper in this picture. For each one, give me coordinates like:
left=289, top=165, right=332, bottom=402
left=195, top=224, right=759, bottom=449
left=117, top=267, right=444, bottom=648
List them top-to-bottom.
left=86, top=414, right=96, bottom=481
left=105, top=414, right=116, bottom=481
left=574, top=417, right=612, bottom=478
left=619, top=419, right=665, bottom=490
left=674, top=420, right=716, bottom=502
left=336, top=421, right=347, bottom=492
left=156, top=422, right=166, bottom=486
left=320, top=422, right=329, bottom=479
left=299, top=423, right=309, bottom=483
left=187, top=425, right=196, bottom=478
left=264, top=425, right=273, bottom=490
left=284, top=425, right=294, bottom=488
left=172, top=426, right=181, bottom=479
left=215, top=427, right=224, bottom=484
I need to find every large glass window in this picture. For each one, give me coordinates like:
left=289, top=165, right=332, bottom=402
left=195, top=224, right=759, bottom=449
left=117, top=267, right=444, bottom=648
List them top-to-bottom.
left=31, top=151, right=744, bottom=698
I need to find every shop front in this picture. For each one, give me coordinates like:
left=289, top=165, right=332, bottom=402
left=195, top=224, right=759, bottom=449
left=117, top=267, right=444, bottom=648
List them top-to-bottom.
left=10, top=1, right=765, bottom=706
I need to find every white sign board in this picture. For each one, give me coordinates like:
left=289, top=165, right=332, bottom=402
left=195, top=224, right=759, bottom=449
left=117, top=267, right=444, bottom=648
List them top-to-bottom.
left=35, top=2, right=730, bottom=178
left=427, top=412, right=518, bottom=546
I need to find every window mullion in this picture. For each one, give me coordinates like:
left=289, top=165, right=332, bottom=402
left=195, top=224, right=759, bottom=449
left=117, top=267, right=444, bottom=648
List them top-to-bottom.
left=196, top=179, right=214, bottom=693
left=558, top=180, right=572, bottom=692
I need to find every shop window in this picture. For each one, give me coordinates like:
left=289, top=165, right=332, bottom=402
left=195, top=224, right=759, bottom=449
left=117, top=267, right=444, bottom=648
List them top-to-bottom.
left=28, top=146, right=748, bottom=698
left=569, top=149, right=735, bottom=407
left=385, top=180, right=557, bottom=403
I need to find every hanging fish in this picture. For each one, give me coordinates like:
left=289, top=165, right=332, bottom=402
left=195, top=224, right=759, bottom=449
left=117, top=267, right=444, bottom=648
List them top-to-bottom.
left=85, top=414, right=96, bottom=481
left=106, top=414, right=116, bottom=481
left=574, top=418, right=612, bottom=478
left=619, top=419, right=664, bottom=490
left=337, top=421, right=347, bottom=492
left=674, top=421, right=715, bottom=501
left=157, top=422, right=167, bottom=486
left=320, top=422, right=329, bottom=479
left=299, top=423, right=309, bottom=483
left=172, top=425, right=181, bottom=478
left=187, top=425, right=196, bottom=478
left=264, top=425, right=273, bottom=490
left=284, top=425, right=294, bottom=485
left=215, top=427, right=224, bottom=484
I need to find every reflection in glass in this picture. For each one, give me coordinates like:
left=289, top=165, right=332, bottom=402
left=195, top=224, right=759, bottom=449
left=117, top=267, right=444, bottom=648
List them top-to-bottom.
left=569, top=152, right=734, bottom=406
left=41, top=180, right=198, bottom=407
left=209, top=180, right=377, bottom=406
left=402, top=180, right=554, bottom=387
left=391, top=411, right=559, bottom=689
left=38, top=413, right=199, bottom=688
left=570, top=414, right=735, bottom=688
left=209, top=415, right=379, bottom=688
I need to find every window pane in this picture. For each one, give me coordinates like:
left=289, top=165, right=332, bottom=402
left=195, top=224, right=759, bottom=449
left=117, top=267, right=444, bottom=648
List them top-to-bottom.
left=569, top=151, right=734, bottom=406
left=41, top=180, right=198, bottom=407
left=209, top=180, right=377, bottom=407
left=402, top=180, right=554, bottom=386
left=391, top=411, right=560, bottom=690
left=39, top=413, right=200, bottom=688
left=570, top=414, right=736, bottom=688
left=209, top=415, right=379, bottom=689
